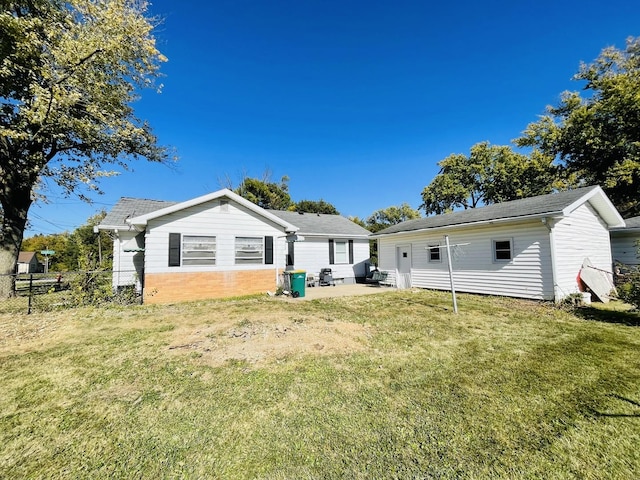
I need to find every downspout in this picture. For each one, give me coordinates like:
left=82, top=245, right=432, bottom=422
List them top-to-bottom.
left=542, top=217, right=559, bottom=302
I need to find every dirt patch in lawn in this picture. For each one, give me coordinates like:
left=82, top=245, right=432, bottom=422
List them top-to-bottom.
left=167, top=314, right=371, bottom=367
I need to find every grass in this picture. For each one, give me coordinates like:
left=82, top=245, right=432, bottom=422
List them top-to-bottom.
left=1, top=290, right=639, bottom=478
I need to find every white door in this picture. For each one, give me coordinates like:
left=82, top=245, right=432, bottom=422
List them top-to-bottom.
left=396, top=245, right=412, bottom=289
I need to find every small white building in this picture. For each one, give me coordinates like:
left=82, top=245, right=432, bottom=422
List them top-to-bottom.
left=372, top=186, right=624, bottom=302
left=96, top=189, right=371, bottom=303
left=610, top=215, right=640, bottom=271
left=16, top=252, right=41, bottom=274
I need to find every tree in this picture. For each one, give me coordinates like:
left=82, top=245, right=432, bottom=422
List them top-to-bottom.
left=0, top=0, right=167, bottom=295
left=516, top=36, right=640, bottom=216
left=420, top=142, right=559, bottom=215
left=235, top=176, right=293, bottom=210
left=291, top=199, right=339, bottom=215
left=366, top=204, right=421, bottom=233
left=21, top=211, right=113, bottom=271
left=69, top=211, right=112, bottom=270
left=21, top=232, right=72, bottom=271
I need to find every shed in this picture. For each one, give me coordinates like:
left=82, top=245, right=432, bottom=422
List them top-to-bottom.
left=371, top=186, right=624, bottom=302
left=16, top=252, right=41, bottom=274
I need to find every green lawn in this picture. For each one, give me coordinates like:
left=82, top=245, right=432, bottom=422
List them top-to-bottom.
left=1, top=290, right=639, bottom=479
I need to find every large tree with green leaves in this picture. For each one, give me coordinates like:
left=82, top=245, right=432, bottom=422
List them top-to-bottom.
left=0, top=0, right=167, bottom=294
left=517, top=37, right=640, bottom=216
left=420, top=142, right=559, bottom=215
left=234, top=175, right=293, bottom=210
left=291, top=199, right=339, bottom=215
left=366, top=204, right=421, bottom=233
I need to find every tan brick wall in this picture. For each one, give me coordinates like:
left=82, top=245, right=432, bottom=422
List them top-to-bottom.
left=144, top=269, right=278, bottom=304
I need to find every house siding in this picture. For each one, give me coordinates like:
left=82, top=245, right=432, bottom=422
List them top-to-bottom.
left=143, top=199, right=286, bottom=275
left=552, top=202, right=613, bottom=297
left=378, top=221, right=554, bottom=300
left=111, top=230, right=141, bottom=288
left=611, top=232, right=639, bottom=268
left=293, top=237, right=369, bottom=283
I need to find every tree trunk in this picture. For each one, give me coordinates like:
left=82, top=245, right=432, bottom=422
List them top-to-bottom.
left=0, top=185, right=32, bottom=298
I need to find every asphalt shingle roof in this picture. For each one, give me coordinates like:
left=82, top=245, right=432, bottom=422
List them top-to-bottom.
left=375, top=186, right=601, bottom=235
left=99, top=197, right=370, bottom=236
left=100, top=197, right=176, bottom=228
left=266, top=210, right=370, bottom=236
left=613, top=215, right=640, bottom=230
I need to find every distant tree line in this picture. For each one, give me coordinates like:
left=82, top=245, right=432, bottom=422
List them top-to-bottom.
left=21, top=212, right=112, bottom=272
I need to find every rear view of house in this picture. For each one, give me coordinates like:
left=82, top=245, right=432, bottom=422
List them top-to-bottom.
left=372, top=186, right=624, bottom=302
left=97, top=189, right=371, bottom=303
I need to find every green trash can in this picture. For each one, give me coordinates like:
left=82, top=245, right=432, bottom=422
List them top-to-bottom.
left=289, top=270, right=306, bottom=298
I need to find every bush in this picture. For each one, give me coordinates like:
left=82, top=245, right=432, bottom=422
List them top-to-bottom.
left=66, top=271, right=140, bottom=307
left=617, top=272, right=640, bottom=309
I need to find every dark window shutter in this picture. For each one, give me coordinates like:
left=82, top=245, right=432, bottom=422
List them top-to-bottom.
left=168, top=233, right=181, bottom=267
left=265, top=236, right=274, bottom=265
left=329, top=239, right=335, bottom=265
left=348, top=239, right=354, bottom=264
left=287, top=240, right=294, bottom=267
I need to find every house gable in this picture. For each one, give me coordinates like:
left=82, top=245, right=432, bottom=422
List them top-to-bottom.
left=127, top=189, right=298, bottom=233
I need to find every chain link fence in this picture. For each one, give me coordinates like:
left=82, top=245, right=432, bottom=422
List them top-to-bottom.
left=0, top=270, right=142, bottom=314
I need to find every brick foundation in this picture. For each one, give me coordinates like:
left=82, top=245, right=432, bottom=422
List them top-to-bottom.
left=144, top=269, right=278, bottom=304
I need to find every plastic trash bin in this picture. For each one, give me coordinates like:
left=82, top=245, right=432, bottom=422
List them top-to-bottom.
left=289, top=270, right=306, bottom=298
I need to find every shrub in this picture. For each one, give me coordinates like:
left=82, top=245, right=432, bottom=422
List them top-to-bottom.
left=617, top=272, right=640, bottom=309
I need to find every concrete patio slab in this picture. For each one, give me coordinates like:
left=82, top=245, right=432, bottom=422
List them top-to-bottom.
left=287, top=283, right=395, bottom=301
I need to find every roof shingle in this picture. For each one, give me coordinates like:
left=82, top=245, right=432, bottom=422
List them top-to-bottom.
left=375, top=186, right=602, bottom=235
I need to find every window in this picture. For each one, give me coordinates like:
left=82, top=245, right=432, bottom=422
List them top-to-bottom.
left=183, top=235, right=216, bottom=265
left=235, top=237, right=264, bottom=264
left=329, top=239, right=354, bottom=265
left=493, top=239, right=513, bottom=262
left=334, top=240, right=348, bottom=264
left=429, top=245, right=441, bottom=262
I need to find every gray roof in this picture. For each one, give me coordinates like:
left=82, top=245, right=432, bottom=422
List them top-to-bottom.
left=375, top=186, right=609, bottom=235
left=99, top=197, right=370, bottom=237
left=100, top=197, right=176, bottom=228
left=266, top=210, right=370, bottom=237
left=612, top=215, right=640, bottom=231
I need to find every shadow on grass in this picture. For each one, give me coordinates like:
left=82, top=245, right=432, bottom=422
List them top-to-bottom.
left=571, top=305, right=640, bottom=327
left=590, top=394, right=640, bottom=418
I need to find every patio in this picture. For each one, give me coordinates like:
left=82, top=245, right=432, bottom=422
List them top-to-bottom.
left=292, top=282, right=395, bottom=301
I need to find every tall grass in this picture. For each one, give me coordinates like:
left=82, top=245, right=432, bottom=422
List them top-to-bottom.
left=1, top=290, right=639, bottom=478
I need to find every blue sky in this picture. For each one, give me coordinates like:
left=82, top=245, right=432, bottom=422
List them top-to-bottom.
left=26, top=0, right=639, bottom=236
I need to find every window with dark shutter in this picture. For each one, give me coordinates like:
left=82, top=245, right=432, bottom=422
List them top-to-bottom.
left=168, top=233, right=181, bottom=267
left=265, top=236, right=274, bottom=265
left=329, top=239, right=335, bottom=264
left=348, top=239, right=354, bottom=264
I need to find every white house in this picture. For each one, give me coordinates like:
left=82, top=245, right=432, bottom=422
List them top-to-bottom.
left=371, top=186, right=625, bottom=302
left=96, top=189, right=371, bottom=303
left=610, top=215, right=640, bottom=271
